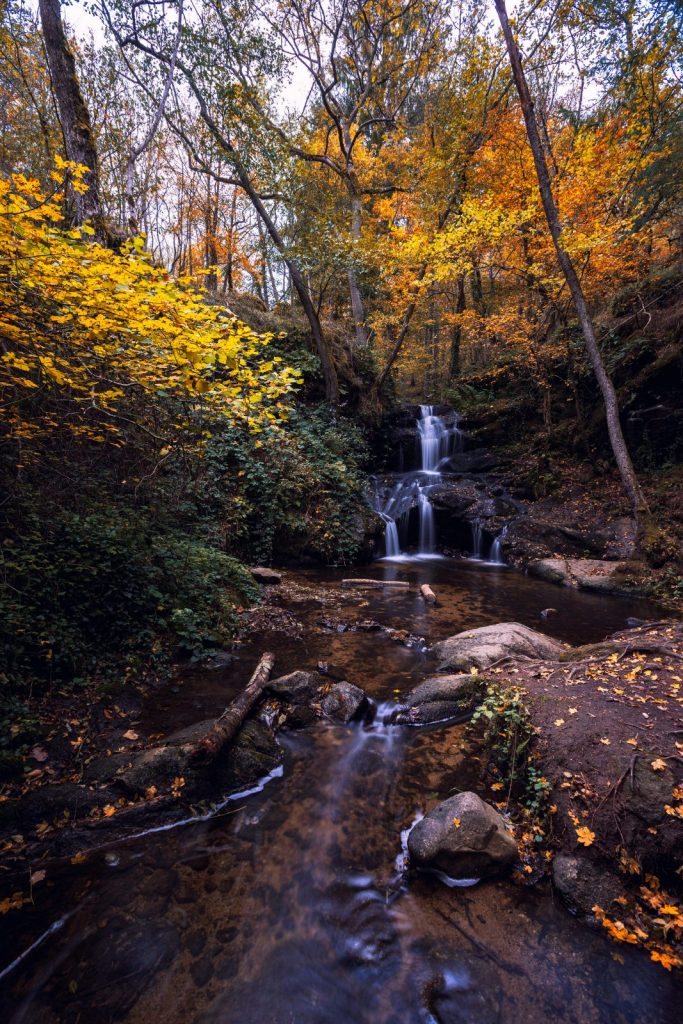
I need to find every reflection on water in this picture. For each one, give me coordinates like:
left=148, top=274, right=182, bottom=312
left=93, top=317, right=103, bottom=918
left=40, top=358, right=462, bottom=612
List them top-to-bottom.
left=1, top=560, right=678, bottom=1023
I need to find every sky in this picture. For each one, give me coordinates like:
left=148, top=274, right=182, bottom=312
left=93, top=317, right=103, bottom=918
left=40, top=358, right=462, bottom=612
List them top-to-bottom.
left=38, top=0, right=313, bottom=114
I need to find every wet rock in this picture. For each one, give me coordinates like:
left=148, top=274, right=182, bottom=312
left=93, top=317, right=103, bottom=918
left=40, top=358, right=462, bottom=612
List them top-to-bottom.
left=502, top=517, right=604, bottom=563
left=528, top=558, right=642, bottom=595
left=250, top=566, right=282, bottom=584
left=432, top=622, right=562, bottom=672
left=207, top=649, right=238, bottom=668
left=316, top=661, right=348, bottom=681
left=267, top=669, right=325, bottom=703
left=396, top=675, right=481, bottom=725
left=321, top=681, right=369, bottom=723
left=285, top=705, right=318, bottom=729
left=216, top=719, right=282, bottom=794
left=114, top=742, right=192, bottom=797
left=14, top=782, right=116, bottom=827
left=408, top=792, right=518, bottom=879
left=552, top=855, right=627, bottom=916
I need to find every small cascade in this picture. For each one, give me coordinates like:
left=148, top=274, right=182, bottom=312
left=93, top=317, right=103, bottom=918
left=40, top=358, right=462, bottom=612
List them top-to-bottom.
left=373, top=405, right=462, bottom=558
left=417, top=491, right=435, bottom=553
left=383, top=516, right=401, bottom=558
left=470, top=521, right=484, bottom=560
left=489, top=525, right=508, bottom=565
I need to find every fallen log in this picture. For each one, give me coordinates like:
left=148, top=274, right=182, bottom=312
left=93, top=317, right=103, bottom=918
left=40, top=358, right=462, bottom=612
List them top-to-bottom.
left=341, top=578, right=410, bottom=589
left=420, top=584, right=437, bottom=605
left=191, top=652, right=275, bottom=763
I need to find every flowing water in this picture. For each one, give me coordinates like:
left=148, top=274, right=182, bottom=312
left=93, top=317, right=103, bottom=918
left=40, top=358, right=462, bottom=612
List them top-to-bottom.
left=372, top=406, right=505, bottom=562
left=372, top=406, right=465, bottom=559
left=1, top=556, right=679, bottom=1024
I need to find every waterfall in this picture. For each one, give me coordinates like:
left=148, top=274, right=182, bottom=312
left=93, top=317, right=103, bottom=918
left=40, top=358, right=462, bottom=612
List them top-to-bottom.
left=374, top=405, right=463, bottom=558
left=417, top=491, right=435, bottom=554
left=383, top=516, right=401, bottom=558
left=470, top=521, right=484, bottom=559
left=489, top=525, right=508, bottom=565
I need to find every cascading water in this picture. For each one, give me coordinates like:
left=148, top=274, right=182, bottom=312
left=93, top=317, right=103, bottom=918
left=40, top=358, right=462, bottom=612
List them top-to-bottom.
left=373, top=405, right=462, bottom=558
left=470, top=521, right=484, bottom=560
left=489, top=524, right=508, bottom=565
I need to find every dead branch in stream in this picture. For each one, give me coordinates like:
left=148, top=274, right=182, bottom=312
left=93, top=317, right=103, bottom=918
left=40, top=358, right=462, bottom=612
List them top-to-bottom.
left=191, top=652, right=275, bottom=764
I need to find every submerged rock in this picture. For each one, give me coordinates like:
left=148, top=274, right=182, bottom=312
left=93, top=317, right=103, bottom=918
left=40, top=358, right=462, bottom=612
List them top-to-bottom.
left=528, top=558, right=641, bottom=594
left=432, top=622, right=562, bottom=672
left=395, top=674, right=481, bottom=725
left=321, top=681, right=369, bottom=723
left=408, top=792, right=518, bottom=879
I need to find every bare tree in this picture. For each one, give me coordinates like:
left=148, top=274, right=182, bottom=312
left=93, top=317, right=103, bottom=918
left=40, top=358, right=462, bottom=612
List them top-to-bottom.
left=38, top=0, right=110, bottom=238
left=494, top=0, right=648, bottom=525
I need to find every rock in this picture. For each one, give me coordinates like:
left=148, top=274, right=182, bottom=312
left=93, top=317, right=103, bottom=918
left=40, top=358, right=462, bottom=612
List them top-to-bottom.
left=502, top=517, right=604, bottom=563
left=601, top=517, right=638, bottom=560
left=528, top=558, right=642, bottom=595
left=250, top=567, right=282, bottom=584
left=432, top=622, right=562, bottom=672
left=207, top=649, right=238, bottom=669
left=316, top=661, right=348, bottom=681
left=267, top=669, right=324, bottom=703
left=396, top=674, right=481, bottom=725
left=321, top=681, right=369, bottom=723
left=218, top=719, right=282, bottom=793
left=114, top=743, right=192, bottom=797
left=12, top=782, right=116, bottom=828
left=408, top=792, right=518, bottom=879
left=552, top=855, right=627, bottom=916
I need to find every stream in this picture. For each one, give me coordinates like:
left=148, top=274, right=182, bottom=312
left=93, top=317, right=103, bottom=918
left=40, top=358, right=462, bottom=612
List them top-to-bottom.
left=1, top=553, right=680, bottom=1023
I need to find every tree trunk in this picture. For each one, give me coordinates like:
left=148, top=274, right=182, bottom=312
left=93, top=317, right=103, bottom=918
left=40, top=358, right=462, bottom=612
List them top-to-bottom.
left=38, top=0, right=107, bottom=237
left=493, top=0, right=648, bottom=523
left=347, top=192, right=369, bottom=347
left=449, top=275, right=466, bottom=378
left=191, top=653, right=275, bottom=763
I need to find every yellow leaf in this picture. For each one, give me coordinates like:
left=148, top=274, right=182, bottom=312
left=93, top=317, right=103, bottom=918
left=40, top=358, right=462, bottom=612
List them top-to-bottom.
left=651, top=758, right=666, bottom=771
left=103, top=804, right=116, bottom=817
left=576, top=826, right=596, bottom=847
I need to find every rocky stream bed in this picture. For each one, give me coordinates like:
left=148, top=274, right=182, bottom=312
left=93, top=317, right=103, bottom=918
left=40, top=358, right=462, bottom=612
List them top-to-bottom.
left=1, top=554, right=681, bottom=1024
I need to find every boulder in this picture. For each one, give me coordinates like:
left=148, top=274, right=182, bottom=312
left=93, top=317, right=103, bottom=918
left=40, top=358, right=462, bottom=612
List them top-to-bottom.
left=528, top=558, right=641, bottom=595
left=250, top=567, right=282, bottom=585
left=432, top=622, right=562, bottom=672
left=267, top=670, right=324, bottom=703
left=395, top=674, right=481, bottom=725
left=321, top=681, right=369, bottom=723
left=217, top=720, right=282, bottom=793
left=408, top=792, right=518, bottom=879
left=552, top=855, right=627, bottom=917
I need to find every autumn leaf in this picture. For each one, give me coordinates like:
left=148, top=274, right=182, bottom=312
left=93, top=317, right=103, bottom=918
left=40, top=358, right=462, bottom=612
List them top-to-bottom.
left=554, top=718, right=565, bottom=727
left=122, top=730, right=139, bottom=741
left=599, top=737, right=611, bottom=746
left=626, top=738, right=638, bottom=746
left=651, top=758, right=666, bottom=771
left=102, top=804, right=116, bottom=817
left=452, top=817, right=461, bottom=828
left=576, top=826, right=596, bottom=847
left=30, top=869, right=46, bottom=885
